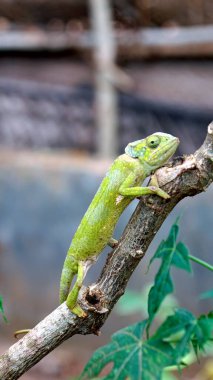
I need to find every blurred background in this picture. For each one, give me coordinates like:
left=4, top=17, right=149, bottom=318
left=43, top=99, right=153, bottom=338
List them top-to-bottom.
left=0, top=0, right=212, bottom=379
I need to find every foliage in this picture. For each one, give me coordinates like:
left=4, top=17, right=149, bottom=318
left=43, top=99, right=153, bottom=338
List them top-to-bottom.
left=147, top=220, right=191, bottom=331
left=78, top=222, right=213, bottom=380
left=116, top=286, right=178, bottom=322
left=115, top=287, right=149, bottom=316
left=200, top=289, right=213, bottom=300
left=0, top=295, right=7, bottom=323
left=79, top=309, right=212, bottom=380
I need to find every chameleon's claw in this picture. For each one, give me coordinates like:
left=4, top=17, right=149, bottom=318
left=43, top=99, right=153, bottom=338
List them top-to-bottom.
left=149, top=174, right=170, bottom=199
left=148, top=186, right=170, bottom=199
left=159, top=191, right=171, bottom=200
left=108, top=237, right=119, bottom=248
left=69, top=303, right=87, bottom=318
left=14, top=329, right=31, bottom=338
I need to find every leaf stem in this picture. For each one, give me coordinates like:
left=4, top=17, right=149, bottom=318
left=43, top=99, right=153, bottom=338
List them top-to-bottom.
left=188, top=255, right=213, bottom=271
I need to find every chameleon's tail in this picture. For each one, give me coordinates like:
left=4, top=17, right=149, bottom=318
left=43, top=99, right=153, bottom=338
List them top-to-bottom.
left=59, top=254, right=78, bottom=304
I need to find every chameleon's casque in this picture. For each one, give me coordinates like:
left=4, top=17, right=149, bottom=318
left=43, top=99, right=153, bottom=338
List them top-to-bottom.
left=60, top=132, right=179, bottom=316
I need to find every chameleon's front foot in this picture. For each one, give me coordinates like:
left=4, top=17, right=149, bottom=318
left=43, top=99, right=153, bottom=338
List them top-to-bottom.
left=149, top=174, right=170, bottom=199
left=148, top=186, right=170, bottom=199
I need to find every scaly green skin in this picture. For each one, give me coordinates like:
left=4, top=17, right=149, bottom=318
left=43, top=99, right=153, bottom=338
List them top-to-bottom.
left=60, top=132, right=179, bottom=316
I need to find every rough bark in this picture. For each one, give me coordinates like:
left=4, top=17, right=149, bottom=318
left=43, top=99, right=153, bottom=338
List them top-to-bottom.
left=0, top=123, right=212, bottom=379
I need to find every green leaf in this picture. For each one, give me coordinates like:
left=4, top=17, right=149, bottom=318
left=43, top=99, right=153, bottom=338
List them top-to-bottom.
left=147, top=221, right=192, bottom=329
left=148, top=222, right=179, bottom=269
left=171, top=242, right=191, bottom=273
left=148, top=266, right=173, bottom=328
left=116, top=286, right=178, bottom=321
left=115, top=289, right=148, bottom=316
left=200, top=289, right=213, bottom=299
left=0, top=295, right=7, bottom=323
left=149, top=308, right=212, bottom=371
left=150, top=308, right=196, bottom=370
left=79, top=309, right=213, bottom=380
left=151, top=309, right=196, bottom=344
left=155, top=309, right=213, bottom=360
left=191, top=312, right=213, bottom=355
left=80, top=316, right=188, bottom=380
left=79, top=320, right=179, bottom=380
left=79, top=321, right=147, bottom=380
left=142, top=339, right=176, bottom=380
left=162, top=372, right=177, bottom=380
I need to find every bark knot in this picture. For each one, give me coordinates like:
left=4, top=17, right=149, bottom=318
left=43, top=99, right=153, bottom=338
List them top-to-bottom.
left=84, top=285, right=108, bottom=314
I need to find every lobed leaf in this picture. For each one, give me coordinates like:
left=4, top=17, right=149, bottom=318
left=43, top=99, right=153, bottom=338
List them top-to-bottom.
left=147, top=221, right=191, bottom=329
left=171, top=242, right=191, bottom=273
left=148, top=266, right=173, bottom=328
left=79, top=309, right=213, bottom=380
left=151, top=309, right=196, bottom=343
left=191, top=312, right=213, bottom=355
left=79, top=320, right=178, bottom=380
left=79, top=321, right=147, bottom=380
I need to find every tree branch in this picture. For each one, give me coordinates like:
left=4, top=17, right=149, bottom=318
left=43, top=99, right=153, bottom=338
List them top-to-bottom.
left=0, top=124, right=212, bottom=379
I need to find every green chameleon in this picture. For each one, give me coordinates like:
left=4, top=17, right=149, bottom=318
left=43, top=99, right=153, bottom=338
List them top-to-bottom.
left=60, top=132, right=179, bottom=317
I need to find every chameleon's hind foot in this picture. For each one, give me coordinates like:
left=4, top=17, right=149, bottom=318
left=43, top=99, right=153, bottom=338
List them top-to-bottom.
left=66, top=261, right=87, bottom=317
left=66, top=293, right=87, bottom=318
left=72, top=304, right=87, bottom=318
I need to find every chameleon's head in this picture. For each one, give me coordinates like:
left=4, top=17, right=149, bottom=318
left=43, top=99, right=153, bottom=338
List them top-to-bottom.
left=125, top=132, right=179, bottom=170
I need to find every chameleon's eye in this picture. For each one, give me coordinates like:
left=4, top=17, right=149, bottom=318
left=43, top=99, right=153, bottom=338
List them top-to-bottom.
left=146, top=135, right=160, bottom=149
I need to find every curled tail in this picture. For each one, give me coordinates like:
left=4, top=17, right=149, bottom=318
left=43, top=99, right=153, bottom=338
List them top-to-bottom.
left=59, top=254, right=78, bottom=304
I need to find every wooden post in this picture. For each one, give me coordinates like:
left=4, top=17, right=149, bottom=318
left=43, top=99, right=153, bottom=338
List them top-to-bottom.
left=89, top=0, right=118, bottom=157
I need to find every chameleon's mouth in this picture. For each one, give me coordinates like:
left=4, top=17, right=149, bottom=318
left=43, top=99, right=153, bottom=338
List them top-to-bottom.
left=149, top=137, right=179, bottom=167
left=161, top=137, right=179, bottom=157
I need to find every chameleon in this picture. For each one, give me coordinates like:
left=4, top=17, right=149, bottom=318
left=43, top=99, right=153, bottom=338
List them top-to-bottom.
left=60, top=132, right=179, bottom=316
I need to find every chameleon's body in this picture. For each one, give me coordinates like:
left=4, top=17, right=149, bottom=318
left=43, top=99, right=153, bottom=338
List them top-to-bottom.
left=60, top=132, right=179, bottom=315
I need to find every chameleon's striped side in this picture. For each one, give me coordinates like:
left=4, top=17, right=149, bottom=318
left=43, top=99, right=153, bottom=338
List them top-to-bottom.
left=60, top=155, right=144, bottom=303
